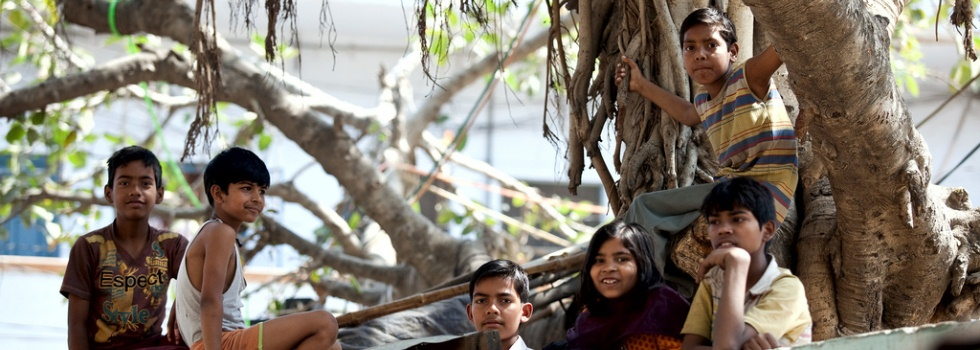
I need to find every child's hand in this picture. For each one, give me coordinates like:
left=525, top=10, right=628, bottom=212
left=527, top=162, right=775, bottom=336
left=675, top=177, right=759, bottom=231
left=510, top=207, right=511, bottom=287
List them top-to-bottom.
left=616, top=56, right=643, bottom=92
left=697, top=246, right=751, bottom=283
left=167, top=308, right=183, bottom=345
left=741, top=332, right=779, bottom=350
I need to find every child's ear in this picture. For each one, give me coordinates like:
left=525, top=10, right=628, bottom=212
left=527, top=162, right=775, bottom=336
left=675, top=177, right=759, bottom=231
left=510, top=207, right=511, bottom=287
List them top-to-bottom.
left=729, top=42, right=740, bottom=62
left=209, top=184, right=224, bottom=204
left=104, top=185, right=113, bottom=203
left=155, top=186, right=165, bottom=204
left=761, top=220, right=776, bottom=242
left=520, top=302, right=533, bottom=323
left=465, top=303, right=476, bottom=325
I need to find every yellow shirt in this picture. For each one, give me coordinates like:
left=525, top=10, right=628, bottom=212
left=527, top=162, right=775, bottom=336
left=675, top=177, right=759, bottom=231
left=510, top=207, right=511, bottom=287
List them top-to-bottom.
left=680, top=258, right=812, bottom=346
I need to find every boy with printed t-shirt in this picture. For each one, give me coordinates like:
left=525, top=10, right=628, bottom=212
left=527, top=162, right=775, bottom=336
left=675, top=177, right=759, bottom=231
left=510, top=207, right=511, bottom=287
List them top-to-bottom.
left=61, top=145, right=189, bottom=350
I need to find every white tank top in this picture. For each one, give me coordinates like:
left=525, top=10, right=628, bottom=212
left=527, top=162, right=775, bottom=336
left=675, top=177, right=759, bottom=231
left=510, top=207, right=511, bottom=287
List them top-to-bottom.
left=175, top=219, right=247, bottom=345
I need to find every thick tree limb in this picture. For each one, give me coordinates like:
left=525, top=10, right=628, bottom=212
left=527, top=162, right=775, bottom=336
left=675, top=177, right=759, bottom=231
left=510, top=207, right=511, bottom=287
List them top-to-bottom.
left=745, top=0, right=955, bottom=333
left=0, top=51, right=195, bottom=117
left=0, top=188, right=208, bottom=227
left=259, top=215, right=421, bottom=291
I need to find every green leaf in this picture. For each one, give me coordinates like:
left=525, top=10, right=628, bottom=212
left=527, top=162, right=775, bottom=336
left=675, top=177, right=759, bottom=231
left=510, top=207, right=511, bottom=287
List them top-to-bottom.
left=43, top=0, right=59, bottom=24
left=7, top=10, right=27, bottom=29
left=1, top=32, right=23, bottom=48
left=481, top=32, right=499, bottom=45
left=905, top=75, right=919, bottom=97
left=29, top=111, right=45, bottom=125
left=5, top=122, right=25, bottom=143
left=26, top=128, right=39, bottom=144
left=63, top=130, right=77, bottom=148
left=258, top=133, right=273, bottom=151
left=455, top=133, right=468, bottom=151
left=68, top=150, right=87, bottom=168
left=511, top=196, right=526, bottom=208
left=437, top=208, right=455, bottom=225
left=347, top=212, right=361, bottom=230
left=506, top=222, right=519, bottom=235
left=461, top=223, right=475, bottom=236
left=314, top=226, right=333, bottom=244
left=350, top=276, right=361, bottom=293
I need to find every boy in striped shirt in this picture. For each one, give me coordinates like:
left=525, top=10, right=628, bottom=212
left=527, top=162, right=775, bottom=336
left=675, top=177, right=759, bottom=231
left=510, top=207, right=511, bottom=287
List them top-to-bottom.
left=616, top=7, right=797, bottom=298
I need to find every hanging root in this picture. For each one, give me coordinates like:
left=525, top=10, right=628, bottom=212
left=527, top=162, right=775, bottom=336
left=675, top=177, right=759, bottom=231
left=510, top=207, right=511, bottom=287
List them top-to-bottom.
left=951, top=0, right=977, bottom=61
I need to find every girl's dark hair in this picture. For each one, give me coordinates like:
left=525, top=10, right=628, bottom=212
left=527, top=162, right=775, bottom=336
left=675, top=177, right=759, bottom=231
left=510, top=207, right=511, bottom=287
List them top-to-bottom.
left=680, top=7, right=737, bottom=46
left=107, top=146, right=163, bottom=189
left=203, top=147, right=270, bottom=207
left=700, top=177, right=776, bottom=229
left=578, top=220, right=663, bottom=315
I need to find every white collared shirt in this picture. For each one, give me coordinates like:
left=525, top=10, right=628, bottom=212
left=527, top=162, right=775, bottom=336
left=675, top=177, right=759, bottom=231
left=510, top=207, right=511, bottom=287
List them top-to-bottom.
left=508, top=336, right=532, bottom=350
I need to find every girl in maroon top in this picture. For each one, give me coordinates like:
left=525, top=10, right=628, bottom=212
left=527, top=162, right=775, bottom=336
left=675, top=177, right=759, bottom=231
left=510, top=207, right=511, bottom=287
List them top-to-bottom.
left=566, top=220, right=691, bottom=350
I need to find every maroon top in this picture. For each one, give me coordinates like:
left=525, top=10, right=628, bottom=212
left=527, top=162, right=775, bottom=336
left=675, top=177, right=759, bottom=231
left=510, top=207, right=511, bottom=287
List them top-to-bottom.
left=61, top=221, right=188, bottom=349
left=567, top=285, right=691, bottom=349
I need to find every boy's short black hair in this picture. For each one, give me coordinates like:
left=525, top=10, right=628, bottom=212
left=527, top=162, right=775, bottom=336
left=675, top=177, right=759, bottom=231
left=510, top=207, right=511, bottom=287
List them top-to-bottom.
left=680, top=7, right=737, bottom=47
left=107, top=146, right=163, bottom=189
left=203, top=147, right=270, bottom=207
left=701, top=177, right=776, bottom=228
left=579, top=220, right=663, bottom=316
left=469, top=259, right=530, bottom=303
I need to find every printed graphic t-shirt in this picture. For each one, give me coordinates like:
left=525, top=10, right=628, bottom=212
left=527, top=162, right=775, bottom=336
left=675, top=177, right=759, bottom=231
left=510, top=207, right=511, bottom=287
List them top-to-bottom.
left=60, top=222, right=189, bottom=349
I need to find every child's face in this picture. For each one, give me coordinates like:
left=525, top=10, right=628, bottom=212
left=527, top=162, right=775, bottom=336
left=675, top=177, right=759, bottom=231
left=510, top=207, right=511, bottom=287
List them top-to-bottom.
left=682, top=23, right=738, bottom=90
left=104, top=161, right=163, bottom=222
left=211, top=181, right=266, bottom=224
left=706, top=205, right=774, bottom=255
left=589, top=237, right=638, bottom=300
left=466, top=277, right=532, bottom=346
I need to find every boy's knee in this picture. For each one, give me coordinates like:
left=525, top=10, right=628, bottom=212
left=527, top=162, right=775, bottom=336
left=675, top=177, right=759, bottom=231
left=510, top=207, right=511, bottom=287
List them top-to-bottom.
left=311, top=310, right=338, bottom=332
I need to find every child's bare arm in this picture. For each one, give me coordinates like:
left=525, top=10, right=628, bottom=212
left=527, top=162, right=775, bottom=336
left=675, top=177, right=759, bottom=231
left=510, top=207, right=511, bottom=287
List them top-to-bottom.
left=744, top=46, right=783, bottom=100
left=617, top=56, right=701, bottom=127
left=198, top=225, right=238, bottom=350
left=699, top=247, right=758, bottom=350
left=67, top=295, right=90, bottom=350
left=166, top=301, right=182, bottom=345
left=742, top=332, right=780, bottom=350
left=681, top=334, right=712, bottom=350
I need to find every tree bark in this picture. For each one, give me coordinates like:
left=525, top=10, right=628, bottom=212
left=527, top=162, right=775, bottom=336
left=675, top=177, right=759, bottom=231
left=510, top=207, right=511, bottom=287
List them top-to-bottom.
left=745, top=0, right=961, bottom=335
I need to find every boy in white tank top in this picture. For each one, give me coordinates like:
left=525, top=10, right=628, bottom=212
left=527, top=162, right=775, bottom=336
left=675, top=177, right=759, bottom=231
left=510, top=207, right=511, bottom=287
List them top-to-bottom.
left=174, top=147, right=341, bottom=350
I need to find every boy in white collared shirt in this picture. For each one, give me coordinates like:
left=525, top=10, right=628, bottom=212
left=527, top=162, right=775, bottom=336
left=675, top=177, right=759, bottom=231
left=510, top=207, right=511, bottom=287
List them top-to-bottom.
left=467, top=259, right=534, bottom=350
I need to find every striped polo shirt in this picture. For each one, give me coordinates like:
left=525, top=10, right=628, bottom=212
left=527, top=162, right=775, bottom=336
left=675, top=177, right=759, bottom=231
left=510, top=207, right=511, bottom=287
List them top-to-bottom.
left=694, top=62, right=798, bottom=223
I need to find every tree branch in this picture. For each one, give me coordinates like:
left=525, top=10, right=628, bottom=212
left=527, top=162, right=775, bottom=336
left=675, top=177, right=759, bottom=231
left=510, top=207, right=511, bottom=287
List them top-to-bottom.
left=54, top=0, right=471, bottom=289
left=405, top=16, right=556, bottom=148
left=0, top=51, right=195, bottom=117
left=421, top=132, right=583, bottom=239
left=267, top=182, right=366, bottom=258
left=259, top=215, right=420, bottom=291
